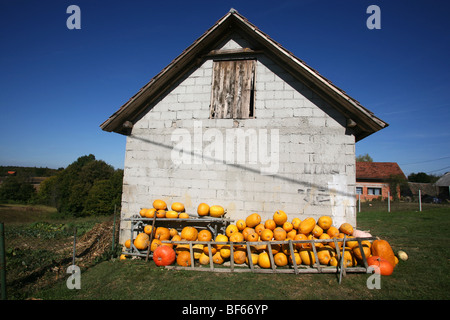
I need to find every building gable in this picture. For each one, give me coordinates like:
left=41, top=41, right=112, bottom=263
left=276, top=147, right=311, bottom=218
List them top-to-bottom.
left=100, top=9, right=387, bottom=141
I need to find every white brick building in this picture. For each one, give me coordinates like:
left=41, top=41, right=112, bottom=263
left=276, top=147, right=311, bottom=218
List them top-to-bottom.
left=100, top=9, right=387, bottom=244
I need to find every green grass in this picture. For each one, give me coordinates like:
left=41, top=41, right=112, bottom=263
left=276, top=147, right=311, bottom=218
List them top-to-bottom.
left=31, top=207, right=450, bottom=300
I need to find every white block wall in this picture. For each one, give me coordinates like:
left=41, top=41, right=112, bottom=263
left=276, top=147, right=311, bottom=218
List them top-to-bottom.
left=119, top=35, right=356, bottom=243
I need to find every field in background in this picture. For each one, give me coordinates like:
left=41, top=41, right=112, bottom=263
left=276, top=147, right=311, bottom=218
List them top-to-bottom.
left=3, top=204, right=444, bottom=301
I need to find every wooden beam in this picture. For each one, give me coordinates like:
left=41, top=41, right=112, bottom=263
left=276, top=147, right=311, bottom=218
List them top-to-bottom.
left=206, top=48, right=262, bottom=57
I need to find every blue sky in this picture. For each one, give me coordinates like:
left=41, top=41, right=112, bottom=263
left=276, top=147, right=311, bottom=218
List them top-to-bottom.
left=1, top=0, right=449, bottom=176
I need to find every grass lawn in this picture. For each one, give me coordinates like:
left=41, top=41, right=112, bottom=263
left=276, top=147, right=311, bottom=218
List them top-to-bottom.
left=30, top=206, right=450, bottom=301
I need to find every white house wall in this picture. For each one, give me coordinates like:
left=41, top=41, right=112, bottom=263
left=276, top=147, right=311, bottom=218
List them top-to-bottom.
left=119, top=36, right=356, bottom=243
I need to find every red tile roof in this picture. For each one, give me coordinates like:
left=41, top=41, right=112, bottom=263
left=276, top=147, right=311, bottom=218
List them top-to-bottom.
left=356, top=162, right=406, bottom=180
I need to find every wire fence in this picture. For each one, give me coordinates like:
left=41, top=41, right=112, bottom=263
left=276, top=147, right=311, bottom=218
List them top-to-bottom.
left=357, top=195, right=450, bottom=213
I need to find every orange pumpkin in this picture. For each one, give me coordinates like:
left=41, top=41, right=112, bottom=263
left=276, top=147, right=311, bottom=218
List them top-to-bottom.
left=153, top=199, right=167, bottom=210
left=171, top=202, right=185, bottom=212
left=197, top=203, right=210, bottom=216
left=209, top=205, right=225, bottom=218
left=139, top=208, right=148, bottom=217
left=145, top=208, right=156, bottom=218
left=156, top=209, right=166, bottom=218
left=165, top=210, right=179, bottom=219
left=273, top=210, right=287, bottom=226
left=178, top=212, right=189, bottom=219
left=246, top=213, right=261, bottom=228
left=318, top=216, right=332, bottom=230
left=299, top=217, right=316, bottom=235
left=291, top=218, right=302, bottom=230
left=236, top=219, right=246, bottom=231
left=264, top=219, right=276, bottom=230
left=282, top=221, right=293, bottom=232
left=255, top=223, right=265, bottom=236
left=339, top=223, right=354, bottom=235
left=226, top=224, right=239, bottom=238
left=144, top=225, right=154, bottom=236
left=312, top=225, right=324, bottom=238
left=180, top=226, right=198, bottom=241
left=327, top=226, right=340, bottom=238
left=154, top=227, right=171, bottom=241
left=242, top=227, right=256, bottom=240
left=273, top=227, right=287, bottom=241
left=169, top=228, right=178, bottom=237
left=197, top=229, right=213, bottom=242
left=260, top=229, right=273, bottom=241
left=287, top=229, right=297, bottom=240
left=229, top=232, right=244, bottom=243
left=247, top=232, right=259, bottom=242
left=134, top=233, right=150, bottom=250
left=293, top=233, right=308, bottom=250
left=319, top=233, right=331, bottom=243
left=214, top=234, right=228, bottom=249
left=124, top=239, right=131, bottom=249
left=150, top=239, right=162, bottom=251
left=371, top=239, right=396, bottom=268
left=203, top=244, right=217, bottom=255
left=353, top=244, right=371, bottom=261
left=153, top=246, right=176, bottom=266
left=220, top=246, right=231, bottom=261
left=317, top=247, right=333, bottom=265
left=233, top=248, right=247, bottom=264
left=299, top=248, right=316, bottom=266
left=176, top=251, right=191, bottom=267
left=212, top=251, right=225, bottom=264
left=258, top=252, right=272, bottom=269
left=274, top=252, right=288, bottom=267
left=289, top=252, right=301, bottom=265
left=198, top=253, right=209, bottom=265
left=199, top=253, right=210, bottom=265
left=246, top=253, right=259, bottom=265
left=367, top=256, right=394, bottom=276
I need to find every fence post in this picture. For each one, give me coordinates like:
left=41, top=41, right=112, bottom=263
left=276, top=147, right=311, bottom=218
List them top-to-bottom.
left=419, top=189, right=422, bottom=212
left=388, top=192, right=390, bottom=212
left=358, top=194, right=361, bottom=213
left=112, top=205, right=116, bottom=255
left=0, top=222, right=7, bottom=300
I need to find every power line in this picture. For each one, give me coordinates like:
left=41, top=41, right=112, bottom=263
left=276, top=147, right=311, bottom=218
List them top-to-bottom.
left=400, top=156, right=450, bottom=166
left=426, top=165, right=450, bottom=174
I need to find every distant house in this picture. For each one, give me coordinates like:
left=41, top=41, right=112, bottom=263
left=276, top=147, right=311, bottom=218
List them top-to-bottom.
left=356, top=162, right=406, bottom=201
left=435, top=172, right=450, bottom=200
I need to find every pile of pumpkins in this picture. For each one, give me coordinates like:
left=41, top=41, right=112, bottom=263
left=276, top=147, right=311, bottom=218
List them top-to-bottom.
left=124, top=200, right=402, bottom=276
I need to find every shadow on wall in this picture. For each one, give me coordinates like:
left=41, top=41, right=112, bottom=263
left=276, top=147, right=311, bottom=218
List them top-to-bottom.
left=129, top=134, right=354, bottom=199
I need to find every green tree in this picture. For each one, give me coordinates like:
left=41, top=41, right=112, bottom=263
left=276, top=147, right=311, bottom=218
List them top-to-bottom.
left=37, top=154, right=123, bottom=216
left=356, top=154, right=373, bottom=162
left=408, top=172, right=440, bottom=183
left=0, top=176, right=36, bottom=203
